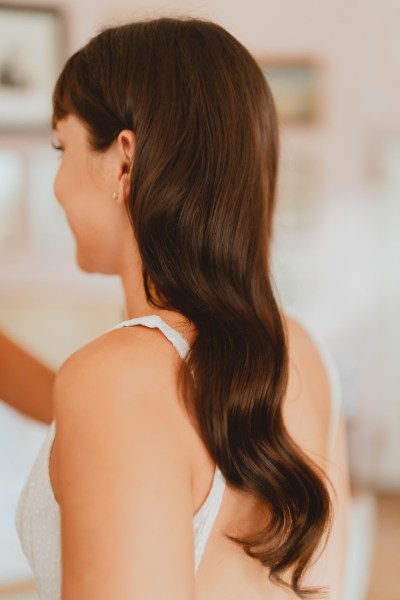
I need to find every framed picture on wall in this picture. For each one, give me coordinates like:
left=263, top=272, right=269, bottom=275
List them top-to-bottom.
left=0, top=4, right=65, bottom=131
left=259, top=59, right=322, bottom=124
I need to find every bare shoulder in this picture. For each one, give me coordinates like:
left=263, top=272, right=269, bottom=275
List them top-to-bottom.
left=281, top=311, right=333, bottom=464
left=53, top=323, right=192, bottom=457
left=55, top=323, right=182, bottom=392
left=51, top=325, right=196, bottom=598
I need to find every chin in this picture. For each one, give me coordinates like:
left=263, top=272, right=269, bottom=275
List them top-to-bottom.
left=75, top=249, right=117, bottom=275
left=75, top=249, right=96, bottom=274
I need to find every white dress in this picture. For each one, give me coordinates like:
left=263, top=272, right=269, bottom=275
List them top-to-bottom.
left=15, top=314, right=341, bottom=599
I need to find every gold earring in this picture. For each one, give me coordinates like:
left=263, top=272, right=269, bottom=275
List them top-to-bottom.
left=112, top=191, right=118, bottom=201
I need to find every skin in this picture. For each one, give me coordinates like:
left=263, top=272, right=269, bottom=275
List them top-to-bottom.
left=0, top=113, right=350, bottom=598
left=51, top=114, right=199, bottom=599
left=52, top=114, right=196, bottom=336
left=0, top=330, right=54, bottom=423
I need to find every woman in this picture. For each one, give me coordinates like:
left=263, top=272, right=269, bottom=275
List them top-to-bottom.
left=2, top=17, right=349, bottom=599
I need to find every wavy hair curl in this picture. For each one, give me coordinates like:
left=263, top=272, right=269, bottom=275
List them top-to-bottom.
left=52, top=17, right=333, bottom=597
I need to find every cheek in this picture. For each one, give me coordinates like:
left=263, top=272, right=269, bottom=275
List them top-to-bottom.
left=53, top=157, right=80, bottom=208
left=53, top=161, right=81, bottom=238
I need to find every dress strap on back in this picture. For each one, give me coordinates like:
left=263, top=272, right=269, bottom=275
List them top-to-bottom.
left=106, top=314, right=190, bottom=359
left=193, top=466, right=226, bottom=573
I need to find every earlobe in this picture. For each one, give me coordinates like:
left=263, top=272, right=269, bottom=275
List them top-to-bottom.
left=113, top=172, right=130, bottom=207
left=121, top=172, right=130, bottom=205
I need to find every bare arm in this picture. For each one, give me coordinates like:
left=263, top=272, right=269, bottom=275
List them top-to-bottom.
left=53, top=327, right=196, bottom=599
left=0, top=329, right=55, bottom=424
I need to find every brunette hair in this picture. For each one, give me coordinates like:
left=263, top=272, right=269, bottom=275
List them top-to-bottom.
left=52, top=17, right=333, bottom=597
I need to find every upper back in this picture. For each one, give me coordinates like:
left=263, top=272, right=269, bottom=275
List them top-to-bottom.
left=50, top=310, right=346, bottom=600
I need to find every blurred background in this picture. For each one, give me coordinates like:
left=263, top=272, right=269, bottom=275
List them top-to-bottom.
left=0, top=0, right=399, bottom=598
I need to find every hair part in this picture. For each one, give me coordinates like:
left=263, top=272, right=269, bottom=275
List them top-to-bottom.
left=52, top=17, right=333, bottom=597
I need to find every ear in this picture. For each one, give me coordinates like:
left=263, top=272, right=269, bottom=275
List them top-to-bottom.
left=115, top=129, right=136, bottom=205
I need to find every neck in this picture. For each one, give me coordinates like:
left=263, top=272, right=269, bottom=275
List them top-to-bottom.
left=118, top=243, right=197, bottom=345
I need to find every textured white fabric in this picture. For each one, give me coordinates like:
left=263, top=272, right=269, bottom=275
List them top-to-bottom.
left=106, top=314, right=190, bottom=359
left=15, top=315, right=226, bottom=599
left=15, top=419, right=60, bottom=600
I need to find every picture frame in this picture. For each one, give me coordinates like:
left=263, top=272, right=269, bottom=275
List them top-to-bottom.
left=0, top=4, right=65, bottom=131
left=259, top=58, right=322, bottom=124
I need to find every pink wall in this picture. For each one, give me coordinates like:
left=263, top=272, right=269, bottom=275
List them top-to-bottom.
left=4, top=0, right=399, bottom=197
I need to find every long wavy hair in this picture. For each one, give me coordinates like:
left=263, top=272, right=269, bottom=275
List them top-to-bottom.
left=52, top=17, right=333, bottom=597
